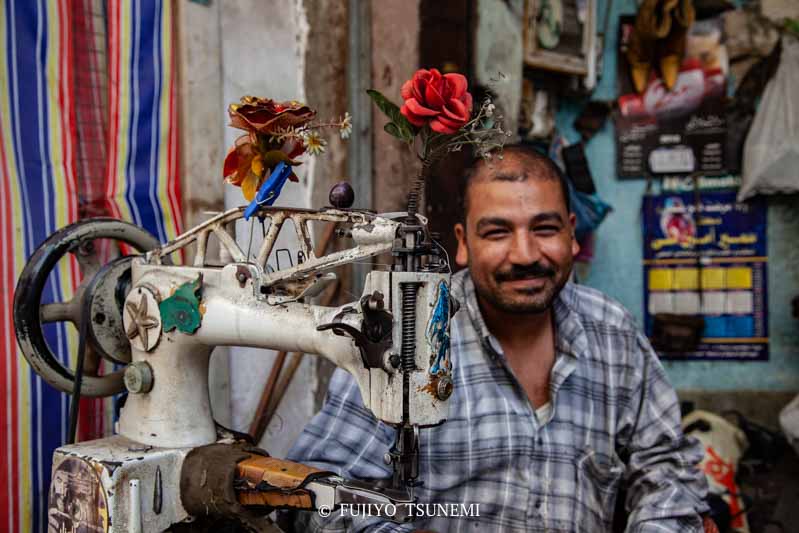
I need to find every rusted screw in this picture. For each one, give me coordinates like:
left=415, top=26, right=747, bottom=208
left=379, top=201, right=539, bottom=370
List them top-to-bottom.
left=436, top=376, right=453, bottom=400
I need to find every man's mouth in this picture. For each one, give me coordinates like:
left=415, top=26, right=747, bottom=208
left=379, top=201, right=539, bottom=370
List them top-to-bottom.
left=494, top=264, right=556, bottom=284
left=498, top=276, right=550, bottom=289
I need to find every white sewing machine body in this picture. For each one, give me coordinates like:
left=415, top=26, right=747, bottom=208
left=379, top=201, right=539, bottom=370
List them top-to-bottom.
left=17, top=206, right=454, bottom=532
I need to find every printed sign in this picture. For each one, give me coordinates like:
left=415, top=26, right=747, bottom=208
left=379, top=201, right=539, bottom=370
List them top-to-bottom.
left=616, top=16, right=729, bottom=178
left=643, top=190, right=768, bottom=360
left=48, top=457, right=109, bottom=533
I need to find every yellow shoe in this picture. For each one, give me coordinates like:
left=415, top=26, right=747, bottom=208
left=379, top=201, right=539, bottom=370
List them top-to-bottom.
left=627, top=0, right=679, bottom=93
left=658, top=0, right=695, bottom=90
left=660, top=55, right=681, bottom=89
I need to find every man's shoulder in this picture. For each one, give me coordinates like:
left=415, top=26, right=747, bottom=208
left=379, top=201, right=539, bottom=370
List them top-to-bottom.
left=560, top=282, right=639, bottom=335
left=561, top=283, right=655, bottom=386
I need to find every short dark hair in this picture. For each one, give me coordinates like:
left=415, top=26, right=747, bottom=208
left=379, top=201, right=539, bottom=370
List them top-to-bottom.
left=459, top=144, right=571, bottom=221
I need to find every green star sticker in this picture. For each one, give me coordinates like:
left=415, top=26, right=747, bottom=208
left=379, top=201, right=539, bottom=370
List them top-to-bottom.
left=159, top=275, right=203, bottom=334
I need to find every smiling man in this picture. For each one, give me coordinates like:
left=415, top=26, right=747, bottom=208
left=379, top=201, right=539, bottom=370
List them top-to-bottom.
left=285, top=145, right=710, bottom=533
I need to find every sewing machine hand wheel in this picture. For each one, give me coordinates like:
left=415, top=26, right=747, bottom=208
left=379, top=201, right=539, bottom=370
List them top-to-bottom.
left=14, top=218, right=162, bottom=397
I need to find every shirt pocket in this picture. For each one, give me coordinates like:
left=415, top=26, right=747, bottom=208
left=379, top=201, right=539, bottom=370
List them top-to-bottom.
left=573, top=445, right=625, bottom=531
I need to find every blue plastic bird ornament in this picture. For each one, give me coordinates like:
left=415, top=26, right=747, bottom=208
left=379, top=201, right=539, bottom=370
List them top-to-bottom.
left=244, top=161, right=293, bottom=220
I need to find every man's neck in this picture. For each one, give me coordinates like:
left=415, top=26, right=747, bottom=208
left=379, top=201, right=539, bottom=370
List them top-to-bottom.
left=476, top=295, right=555, bottom=354
left=477, top=295, right=557, bottom=409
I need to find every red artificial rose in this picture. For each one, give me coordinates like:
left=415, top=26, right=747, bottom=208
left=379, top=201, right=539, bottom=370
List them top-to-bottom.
left=400, top=69, right=473, bottom=134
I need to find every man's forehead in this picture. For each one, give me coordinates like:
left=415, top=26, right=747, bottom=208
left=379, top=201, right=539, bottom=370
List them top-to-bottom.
left=471, top=154, right=529, bottom=180
left=467, top=169, right=565, bottom=207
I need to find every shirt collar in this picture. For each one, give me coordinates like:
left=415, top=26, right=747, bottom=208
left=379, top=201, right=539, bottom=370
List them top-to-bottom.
left=460, top=271, right=589, bottom=361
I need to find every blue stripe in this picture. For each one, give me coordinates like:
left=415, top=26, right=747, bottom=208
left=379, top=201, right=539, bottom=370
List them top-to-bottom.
left=6, top=0, right=35, bottom=256
left=124, top=0, right=143, bottom=227
left=125, top=0, right=167, bottom=242
left=132, top=0, right=157, bottom=236
left=149, top=0, right=166, bottom=241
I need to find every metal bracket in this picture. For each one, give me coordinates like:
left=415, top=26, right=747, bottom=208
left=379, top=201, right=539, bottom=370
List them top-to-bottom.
left=316, top=322, right=390, bottom=370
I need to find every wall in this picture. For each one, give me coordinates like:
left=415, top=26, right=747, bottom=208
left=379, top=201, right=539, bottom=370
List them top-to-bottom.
left=175, top=0, right=231, bottom=429
left=371, top=0, right=421, bottom=214
left=555, top=0, right=799, bottom=391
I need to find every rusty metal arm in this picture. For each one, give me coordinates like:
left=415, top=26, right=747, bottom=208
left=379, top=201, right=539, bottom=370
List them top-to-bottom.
left=147, top=206, right=399, bottom=289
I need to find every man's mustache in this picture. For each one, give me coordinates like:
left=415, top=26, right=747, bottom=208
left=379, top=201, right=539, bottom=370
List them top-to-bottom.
left=494, top=263, right=556, bottom=282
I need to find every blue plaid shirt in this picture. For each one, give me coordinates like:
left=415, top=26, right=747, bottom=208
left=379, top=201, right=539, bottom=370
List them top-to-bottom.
left=287, top=270, right=708, bottom=532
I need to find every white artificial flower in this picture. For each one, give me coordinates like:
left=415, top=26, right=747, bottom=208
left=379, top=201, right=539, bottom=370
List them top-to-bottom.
left=339, top=112, right=353, bottom=140
left=304, top=131, right=327, bottom=155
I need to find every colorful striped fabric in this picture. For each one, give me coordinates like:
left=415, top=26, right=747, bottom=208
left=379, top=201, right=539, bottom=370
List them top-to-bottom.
left=106, top=0, right=183, bottom=244
left=1, top=1, right=182, bottom=530
left=1, top=1, right=80, bottom=531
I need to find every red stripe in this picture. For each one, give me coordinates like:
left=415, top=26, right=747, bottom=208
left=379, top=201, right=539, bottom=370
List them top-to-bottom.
left=59, top=0, right=79, bottom=264
left=60, top=0, right=94, bottom=442
left=61, top=0, right=76, bottom=224
left=69, top=0, right=107, bottom=440
left=77, top=0, right=110, bottom=217
left=87, top=0, right=108, bottom=218
left=104, top=0, right=121, bottom=219
left=166, top=5, right=183, bottom=243
left=0, top=95, right=18, bottom=532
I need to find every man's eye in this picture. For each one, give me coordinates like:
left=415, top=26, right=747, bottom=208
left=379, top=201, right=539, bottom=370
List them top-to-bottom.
left=534, top=226, right=560, bottom=234
left=481, top=229, right=507, bottom=239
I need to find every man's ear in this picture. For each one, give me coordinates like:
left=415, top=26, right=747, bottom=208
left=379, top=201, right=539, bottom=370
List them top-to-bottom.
left=569, top=213, right=580, bottom=257
left=454, top=223, right=469, bottom=267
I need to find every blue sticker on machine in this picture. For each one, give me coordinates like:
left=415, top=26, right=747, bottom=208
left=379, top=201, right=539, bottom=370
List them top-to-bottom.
left=427, top=280, right=451, bottom=375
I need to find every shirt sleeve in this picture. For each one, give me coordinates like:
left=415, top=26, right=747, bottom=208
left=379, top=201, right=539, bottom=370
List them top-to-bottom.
left=618, top=333, right=709, bottom=533
left=283, top=368, right=419, bottom=533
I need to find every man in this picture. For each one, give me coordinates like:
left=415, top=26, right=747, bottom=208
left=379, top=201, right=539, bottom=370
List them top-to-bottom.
left=285, top=146, right=709, bottom=532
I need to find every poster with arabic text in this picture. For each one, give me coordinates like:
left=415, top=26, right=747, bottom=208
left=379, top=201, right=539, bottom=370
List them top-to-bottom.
left=643, top=191, right=768, bottom=360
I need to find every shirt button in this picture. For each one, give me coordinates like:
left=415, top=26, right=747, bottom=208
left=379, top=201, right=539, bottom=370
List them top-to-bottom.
left=536, top=436, right=543, bottom=445
left=535, top=499, right=542, bottom=509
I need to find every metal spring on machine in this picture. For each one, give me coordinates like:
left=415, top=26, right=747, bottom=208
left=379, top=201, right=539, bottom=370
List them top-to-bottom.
left=405, top=158, right=432, bottom=220
left=405, top=177, right=422, bottom=219
left=400, top=282, right=420, bottom=373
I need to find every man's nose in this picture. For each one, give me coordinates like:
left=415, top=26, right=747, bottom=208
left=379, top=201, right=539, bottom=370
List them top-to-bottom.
left=508, top=231, right=541, bottom=265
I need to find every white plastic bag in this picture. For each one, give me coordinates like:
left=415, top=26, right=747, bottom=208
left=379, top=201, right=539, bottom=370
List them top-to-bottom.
left=739, top=36, right=799, bottom=201
left=780, top=393, right=799, bottom=457
left=682, top=410, right=751, bottom=533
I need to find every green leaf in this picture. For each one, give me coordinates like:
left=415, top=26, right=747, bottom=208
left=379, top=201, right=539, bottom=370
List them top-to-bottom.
left=366, top=89, right=400, bottom=119
left=367, top=89, right=416, bottom=143
left=395, top=117, right=416, bottom=143
left=383, top=122, right=402, bottom=139
left=384, top=122, right=416, bottom=143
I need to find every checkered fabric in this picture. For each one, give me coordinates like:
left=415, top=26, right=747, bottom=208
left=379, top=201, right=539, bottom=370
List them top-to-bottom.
left=286, top=270, right=709, bottom=532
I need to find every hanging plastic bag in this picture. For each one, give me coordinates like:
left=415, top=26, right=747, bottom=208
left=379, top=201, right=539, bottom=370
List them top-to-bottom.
left=739, top=35, right=799, bottom=201
left=548, top=136, right=613, bottom=242
left=567, top=179, right=613, bottom=242
left=780, top=394, right=799, bottom=457
left=683, top=410, right=751, bottom=533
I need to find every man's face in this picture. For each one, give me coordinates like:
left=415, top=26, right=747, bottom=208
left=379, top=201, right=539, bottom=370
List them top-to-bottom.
left=454, top=158, right=579, bottom=315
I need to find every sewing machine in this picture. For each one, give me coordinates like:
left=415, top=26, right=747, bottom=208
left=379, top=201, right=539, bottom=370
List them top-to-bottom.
left=14, top=203, right=455, bottom=532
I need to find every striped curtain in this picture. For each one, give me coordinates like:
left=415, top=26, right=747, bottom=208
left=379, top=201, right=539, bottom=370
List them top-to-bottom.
left=106, top=0, right=183, bottom=242
left=0, top=1, right=183, bottom=530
